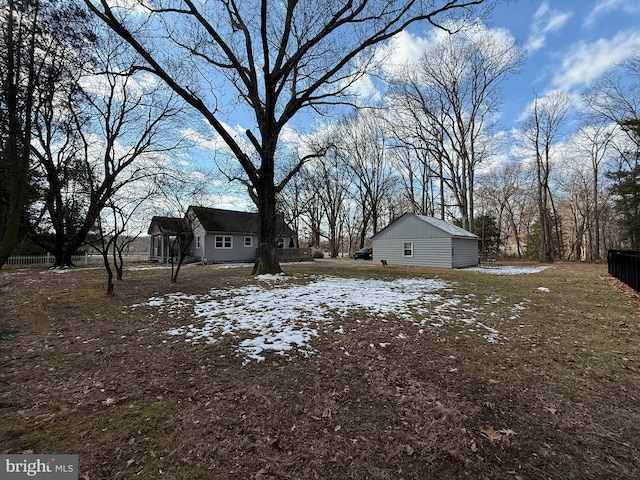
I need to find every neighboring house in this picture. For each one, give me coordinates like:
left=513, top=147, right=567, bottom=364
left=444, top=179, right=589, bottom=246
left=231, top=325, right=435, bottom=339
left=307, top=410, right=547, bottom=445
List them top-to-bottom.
left=148, top=206, right=305, bottom=264
left=372, top=213, right=479, bottom=268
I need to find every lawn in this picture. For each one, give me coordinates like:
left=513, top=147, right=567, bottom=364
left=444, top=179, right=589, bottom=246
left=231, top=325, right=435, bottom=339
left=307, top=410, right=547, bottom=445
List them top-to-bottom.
left=1, top=260, right=639, bottom=479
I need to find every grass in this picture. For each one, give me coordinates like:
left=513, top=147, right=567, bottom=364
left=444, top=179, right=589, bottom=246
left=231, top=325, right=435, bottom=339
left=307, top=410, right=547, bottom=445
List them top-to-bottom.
left=1, top=260, right=639, bottom=479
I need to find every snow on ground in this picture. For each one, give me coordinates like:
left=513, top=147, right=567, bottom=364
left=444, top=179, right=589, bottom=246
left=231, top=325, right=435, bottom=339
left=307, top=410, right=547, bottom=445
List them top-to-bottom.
left=466, top=266, right=549, bottom=275
left=132, top=271, right=539, bottom=364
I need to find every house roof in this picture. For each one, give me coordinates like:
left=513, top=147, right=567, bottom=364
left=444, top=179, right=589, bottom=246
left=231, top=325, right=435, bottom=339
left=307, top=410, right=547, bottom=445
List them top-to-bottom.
left=188, top=206, right=296, bottom=237
left=372, top=212, right=478, bottom=239
left=148, top=216, right=188, bottom=235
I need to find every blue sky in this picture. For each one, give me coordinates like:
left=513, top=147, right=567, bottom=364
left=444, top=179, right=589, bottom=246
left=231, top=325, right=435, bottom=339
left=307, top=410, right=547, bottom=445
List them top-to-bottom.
left=178, top=0, right=640, bottom=211
left=186, top=0, right=640, bottom=153
left=488, top=0, right=640, bottom=126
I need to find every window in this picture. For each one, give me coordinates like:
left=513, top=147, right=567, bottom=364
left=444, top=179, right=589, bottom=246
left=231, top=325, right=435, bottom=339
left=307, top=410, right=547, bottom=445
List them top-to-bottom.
left=196, top=235, right=201, bottom=249
left=215, top=235, right=232, bottom=249
left=244, top=236, right=252, bottom=247
left=276, top=237, right=284, bottom=248
left=403, top=242, right=413, bottom=257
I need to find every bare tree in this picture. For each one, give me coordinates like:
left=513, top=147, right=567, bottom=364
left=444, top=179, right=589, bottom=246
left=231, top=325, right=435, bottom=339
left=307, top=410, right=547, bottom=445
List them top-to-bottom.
left=85, top=0, right=493, bottom=274
left=0, top=1, right=86, bottom=266
left=388, top=22, right=522, bottom=231
left=25, top=31, right=184, bottom=267
left=583, top=56, right=640, bottom=249
left=584, top=56, right=640, bottom=148
left=518, top=91, right=570, bottom=262
left=336, top=111, right=397, bottom=247
left=570, top=124, right=614, bottom=260
left=387, top=134, right=439, bottom=216
left=306, top=140, right=352, bottom=257
left=477, top=160, right=536, bottom=258
left=92, top=201, right=142, bottom=294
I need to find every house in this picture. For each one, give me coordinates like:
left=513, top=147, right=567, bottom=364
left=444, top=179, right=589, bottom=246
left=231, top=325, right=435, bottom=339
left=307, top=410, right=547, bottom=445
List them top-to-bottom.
left=148, top=206, right=306, bottom=264
left=371, top=213, right=479, bottom=268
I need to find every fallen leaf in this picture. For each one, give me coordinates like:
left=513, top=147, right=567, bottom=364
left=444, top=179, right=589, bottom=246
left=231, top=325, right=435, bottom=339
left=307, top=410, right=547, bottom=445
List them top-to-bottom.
left=331, top=385, right=350, bottom=403
left=102, top=397, right=116, bottom=406
left=322, top=407, right=332, bottom=418
left=545, top=407, right=558, bottom=415
left=480, top=426, right=502, bottom=443
left=470, top=439, right=478, bottom=452
left=405, top=444, right=415, bottom=456
left=125, top=458, right=134, bottom=469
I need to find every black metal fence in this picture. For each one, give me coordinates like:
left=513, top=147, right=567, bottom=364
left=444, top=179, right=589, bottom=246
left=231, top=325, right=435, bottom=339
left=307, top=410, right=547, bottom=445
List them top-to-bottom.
left=608, top=250, right=640, bottom=292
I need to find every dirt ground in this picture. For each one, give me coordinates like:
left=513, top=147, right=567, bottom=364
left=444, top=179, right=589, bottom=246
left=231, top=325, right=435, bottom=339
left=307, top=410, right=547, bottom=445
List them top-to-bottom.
left=1, top=260, right=639, bottom=479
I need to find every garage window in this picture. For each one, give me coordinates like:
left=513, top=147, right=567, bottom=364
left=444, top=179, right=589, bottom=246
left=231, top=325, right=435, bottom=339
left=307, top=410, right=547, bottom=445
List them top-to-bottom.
left=403, top=242, right=413, bottom=257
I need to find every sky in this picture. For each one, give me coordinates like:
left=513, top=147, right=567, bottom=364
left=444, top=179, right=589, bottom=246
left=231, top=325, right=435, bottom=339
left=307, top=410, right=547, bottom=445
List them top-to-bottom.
left=167, top=0, right=640, bottom=213
left=214, top=0, right=640, bottom=160
left=486, top=0, right=640, bottom=126
left=123, top=262, right=548, bottom=365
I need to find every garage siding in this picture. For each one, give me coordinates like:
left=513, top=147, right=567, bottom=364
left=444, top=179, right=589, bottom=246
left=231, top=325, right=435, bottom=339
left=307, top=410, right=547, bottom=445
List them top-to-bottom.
left=373, top=238, right=453, bottom=268
left=452, top=238, right=480, bottom=268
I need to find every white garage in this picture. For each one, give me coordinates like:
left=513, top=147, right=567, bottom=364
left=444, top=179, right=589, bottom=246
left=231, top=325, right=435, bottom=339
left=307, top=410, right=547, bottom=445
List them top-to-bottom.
left=372, top=213, right=479, bottom=268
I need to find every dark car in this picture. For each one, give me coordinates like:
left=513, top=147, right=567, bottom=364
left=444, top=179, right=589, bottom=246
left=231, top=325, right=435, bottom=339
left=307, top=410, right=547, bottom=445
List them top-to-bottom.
left=352, top=247, right=372, bottom=260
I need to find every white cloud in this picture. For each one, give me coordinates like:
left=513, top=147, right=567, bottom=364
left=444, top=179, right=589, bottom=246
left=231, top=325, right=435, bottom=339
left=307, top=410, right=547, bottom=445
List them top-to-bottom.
left=584, top=0, right=640, bottom=28
left=526, top=2, right=573, bottom=53
left=378, top=21, right=517, bottom=79
left=551, top=29, right=640, bottom=91
left=381, top=30, right=435, bottom=69
left=181, top=120, right=253, bottom=156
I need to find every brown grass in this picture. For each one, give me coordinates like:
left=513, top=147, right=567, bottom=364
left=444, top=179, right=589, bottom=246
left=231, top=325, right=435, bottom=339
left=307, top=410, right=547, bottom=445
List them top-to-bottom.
left=1, top=260, right=639, bottom=479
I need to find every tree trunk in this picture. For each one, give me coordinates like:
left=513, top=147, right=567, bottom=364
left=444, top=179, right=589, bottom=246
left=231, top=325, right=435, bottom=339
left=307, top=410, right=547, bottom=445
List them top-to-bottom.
left=0, top=0, right=34, bottom=269
left=536, top=149, right=553, bottom=263
left=252, top=170, right=282, bottom=275
left=114, top=245, right=124, bottom=280
left=102, top=251, right=114, bottom=294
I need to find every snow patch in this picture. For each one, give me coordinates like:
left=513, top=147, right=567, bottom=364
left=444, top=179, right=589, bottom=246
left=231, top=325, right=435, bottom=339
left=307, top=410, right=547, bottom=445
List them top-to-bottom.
left=133, top=276, right=526, bottom=363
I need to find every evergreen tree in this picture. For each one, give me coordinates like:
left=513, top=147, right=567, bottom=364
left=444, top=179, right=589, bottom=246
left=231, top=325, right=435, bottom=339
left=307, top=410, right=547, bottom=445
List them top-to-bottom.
left=607, top=119, right=640, bottom=249
left=473, top=214, right=500, bottom=257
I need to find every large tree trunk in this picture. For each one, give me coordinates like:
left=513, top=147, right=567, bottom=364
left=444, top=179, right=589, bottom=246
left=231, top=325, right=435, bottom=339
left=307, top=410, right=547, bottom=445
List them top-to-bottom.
left=0, top=0, right=35, bottom=268
left=0, top=130, right=27, bottom=267
left=251, top=167, right=282, bottom=275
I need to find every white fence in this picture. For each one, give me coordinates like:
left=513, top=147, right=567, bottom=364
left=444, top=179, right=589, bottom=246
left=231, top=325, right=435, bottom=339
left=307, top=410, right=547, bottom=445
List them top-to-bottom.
left=4, top=253, right=149, bottom=268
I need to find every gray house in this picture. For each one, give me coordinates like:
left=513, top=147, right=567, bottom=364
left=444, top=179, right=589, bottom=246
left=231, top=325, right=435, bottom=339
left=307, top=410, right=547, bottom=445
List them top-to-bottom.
left=149, top=206, right=305, bottom=264
left=372, top=213, right=479, bottom=268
